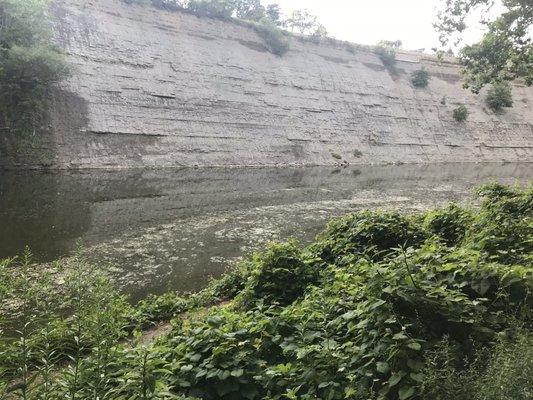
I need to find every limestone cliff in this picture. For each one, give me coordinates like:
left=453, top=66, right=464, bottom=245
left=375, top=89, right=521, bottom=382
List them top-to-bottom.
left=1, top=0, right=532, bottom=169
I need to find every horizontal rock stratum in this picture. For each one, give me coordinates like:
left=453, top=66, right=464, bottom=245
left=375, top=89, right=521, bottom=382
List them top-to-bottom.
left=1, top=0, right=532, bottom=169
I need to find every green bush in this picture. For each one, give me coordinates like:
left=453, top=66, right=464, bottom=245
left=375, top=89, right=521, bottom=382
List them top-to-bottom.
left=0, top=0, right=70, bottom=137
left=186, top=0, right=235, bottom=18
left=235, top=0, right=265, bottom=21
left=252, top=18, right=289, bottom=55
left=411, top=68, right=430, bottom=88
left=486, top=81, right=513, bottom=111
left=453, top=104, right=469, bottom=121
left=476, top=182, right=517, bottom=201
left=466, top=183, right=533, bottom=264
left=424, top=204, right=473, bottom=246
left=311, top=210, right=428, bottom=263
left=165, top=233, right=531, bottom=399
left=239, top=241, right=317, bottom=307
left=133, top=292, right=189, bottom=326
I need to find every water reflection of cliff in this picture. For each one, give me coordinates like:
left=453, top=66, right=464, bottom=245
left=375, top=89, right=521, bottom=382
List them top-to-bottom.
left=0, top=163, right=531, bottom=263
left=0, top=172, right=93, bottom=260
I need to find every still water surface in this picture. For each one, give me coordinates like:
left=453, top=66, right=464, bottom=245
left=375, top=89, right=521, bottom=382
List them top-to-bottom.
left=1, top=163, right=531, bottom=301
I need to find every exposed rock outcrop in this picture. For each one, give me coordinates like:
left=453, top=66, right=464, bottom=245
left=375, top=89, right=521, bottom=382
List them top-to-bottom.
left=1, top=0, right=532, bottom=169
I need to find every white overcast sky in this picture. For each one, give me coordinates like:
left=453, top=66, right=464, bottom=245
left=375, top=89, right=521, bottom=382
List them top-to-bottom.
left=264, top=0, right=498, bottom=52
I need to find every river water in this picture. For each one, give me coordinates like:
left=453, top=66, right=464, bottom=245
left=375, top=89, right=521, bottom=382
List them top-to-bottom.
left=1, top=163, right=531, bottom=301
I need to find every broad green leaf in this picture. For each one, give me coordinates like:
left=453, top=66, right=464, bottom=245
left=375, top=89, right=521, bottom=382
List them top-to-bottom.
left=399, top=385, right=415, bottom=400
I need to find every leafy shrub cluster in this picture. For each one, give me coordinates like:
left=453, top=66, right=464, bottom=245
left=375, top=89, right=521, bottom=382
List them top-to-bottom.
left=0, top=0, right=70, bottom=137
left=187, top=0, right=236, bottom=19
left=375, top=40, right=402, bottom=72
left=410, top=68, right=430, bottom=88
left=485, top=81, right=514, bottom=111
left=453, top=104, right=469, bottom=121
left=468, top=183, right=532, bottom=265
left=1, top=184, right=532, bottom=399
left=423, top=203, right=473, bottom=246
left=310, top=210, right=428, bottom=263
left=238, top=241, right=318, bottom=307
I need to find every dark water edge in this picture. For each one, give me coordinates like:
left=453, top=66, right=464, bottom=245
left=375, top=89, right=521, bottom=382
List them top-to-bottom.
left=1, top=163, right=531, bottom=301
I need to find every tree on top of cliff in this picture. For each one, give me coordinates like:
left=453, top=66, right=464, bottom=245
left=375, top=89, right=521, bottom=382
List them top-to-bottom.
left=234, top=0, right=265, bottom=21
left=435, top=0, right=532, bottom=92
left=265, top=4, right=282, bottom=26
left=282, top=9, right=327, bottom=36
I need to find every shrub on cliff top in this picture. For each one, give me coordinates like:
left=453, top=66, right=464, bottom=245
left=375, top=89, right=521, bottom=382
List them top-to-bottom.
left=186, top=0, right=235, bottom=19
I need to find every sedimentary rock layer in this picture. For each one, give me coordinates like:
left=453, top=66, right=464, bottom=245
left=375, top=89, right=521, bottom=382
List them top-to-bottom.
left=1, top=0, right=532, bottom=169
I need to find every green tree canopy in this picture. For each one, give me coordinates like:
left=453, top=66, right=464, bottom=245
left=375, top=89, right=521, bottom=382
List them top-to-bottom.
left=0, top=0, right=69, bottom=136
left=234, top=0, right=265, bottom=20
left=436, top=0, right=532, bottom=92
left=265, top=3, right=282, bottom=26
left=282, top=9, right=327, bottom=36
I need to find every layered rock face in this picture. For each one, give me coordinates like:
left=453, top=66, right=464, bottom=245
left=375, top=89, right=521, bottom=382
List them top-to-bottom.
left=1, top=0, right=532, bottom=169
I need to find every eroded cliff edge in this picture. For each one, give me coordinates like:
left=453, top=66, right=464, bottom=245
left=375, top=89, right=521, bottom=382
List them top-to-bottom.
left=1, top=0, right=532, bottom=169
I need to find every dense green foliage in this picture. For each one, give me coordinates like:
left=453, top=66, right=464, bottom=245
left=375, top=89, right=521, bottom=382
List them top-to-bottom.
left=0, top=0, right=69, bottom=137
left=186, top=0, right=236, bottom=19
left=436, top=0, right=532, bottom=91
left=410, top=69, right=430, bottom=88
left=485, top=81, right=514, bottom=111
left=452, top=104, right=469, bottom=121
left=1, top=184, right=532, bottom=399
left=423, top=204, right=472, bottom=245
left=311, top=211, right=427, bottom=263
left=238, top=241, right=318, bottom=307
